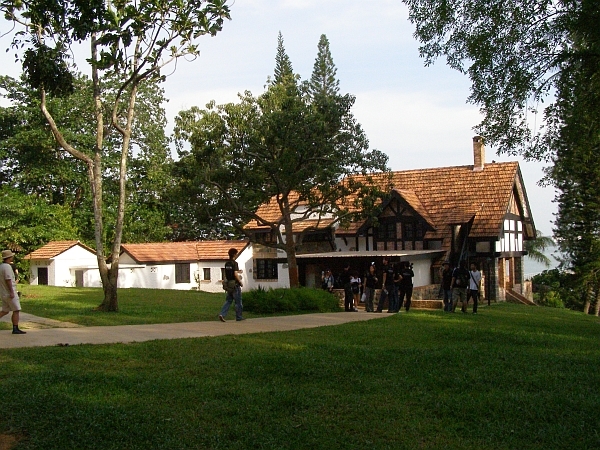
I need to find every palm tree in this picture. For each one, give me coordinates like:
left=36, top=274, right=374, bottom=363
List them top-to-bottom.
left=525, top=231, right=556, bottom=267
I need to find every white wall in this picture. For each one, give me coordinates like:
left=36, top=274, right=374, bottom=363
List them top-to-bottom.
left=409, top=258, right=432, bottom=287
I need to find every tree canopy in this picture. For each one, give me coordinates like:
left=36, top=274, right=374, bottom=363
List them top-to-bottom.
left=1, top=0, right=230, bottom=310
left=404, top=0, right=600, bottom=313
left=173, top=34, right=389, bottom=287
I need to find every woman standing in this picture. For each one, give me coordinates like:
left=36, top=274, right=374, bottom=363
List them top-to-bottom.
left=363, top=263, right=378, bottom=312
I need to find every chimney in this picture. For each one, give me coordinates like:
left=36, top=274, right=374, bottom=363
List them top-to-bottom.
left=472, top=135, right=485, bottom=171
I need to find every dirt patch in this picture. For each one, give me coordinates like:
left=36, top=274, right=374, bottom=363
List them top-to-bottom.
left=0, top=433, right=21, bottom=450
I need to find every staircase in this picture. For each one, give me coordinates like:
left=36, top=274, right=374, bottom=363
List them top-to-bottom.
left=506, top=289, right=537, bottom=306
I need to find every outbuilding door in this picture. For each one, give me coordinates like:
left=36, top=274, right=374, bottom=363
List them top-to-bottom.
left=38, top=267, right=48, bottom=285
left=75, top=270, right=84, bottom=287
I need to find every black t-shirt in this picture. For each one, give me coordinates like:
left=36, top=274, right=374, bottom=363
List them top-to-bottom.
left=224, top=259, right=239, bottom=281
left=383, top=263, right=395, bottom=286
left=452, top=267, right=469, bottom=289
left=399, top=268, right=414, bottom=287
left=340, top=269, right=351, bottom=286
left=365, top=272, right=377, bottom=289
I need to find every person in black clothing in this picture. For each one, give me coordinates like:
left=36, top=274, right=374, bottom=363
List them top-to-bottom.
left=218, top=248, right=244, bottom=322
left=376, top=257, right=397, bottom=313
left=451, top=260, right=470, bottom=313
left=398, top=261, right=414, bottom=311
left=440, top=261, right=453, bottom=312
left=363, top=262, right=378, bottom=312
left=340, top=264, right=354, bottom=312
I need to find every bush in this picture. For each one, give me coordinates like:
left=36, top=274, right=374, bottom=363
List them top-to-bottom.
left=244, top=286, right=341, bottom=314
left=543, top=291, right=565, bottom=308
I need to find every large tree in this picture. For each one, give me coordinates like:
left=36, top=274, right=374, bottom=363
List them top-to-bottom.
left=1, top=0, right=230, bottom=311
left=403, top=0, right=600, bottom=312
left=173, top=34, right=389, bottom=287
left=0, top=74, right=173, bottom=245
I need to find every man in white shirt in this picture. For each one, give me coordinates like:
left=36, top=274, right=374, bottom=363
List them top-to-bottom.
left=0, top=250, right=26, bottom=334
left=468, top=262, right=482, bottom=314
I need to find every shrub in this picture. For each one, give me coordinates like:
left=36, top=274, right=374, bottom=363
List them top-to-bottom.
left=244, top=286, right=340, bottom=313
left=543, top=291, right=565, bottom=308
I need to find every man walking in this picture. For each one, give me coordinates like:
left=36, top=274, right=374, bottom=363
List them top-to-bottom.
left=218, top=248, right=245, bottom=322
left=0, top=250, right=26, bottom=334
left=451, top=260, right=470, bottom=313
left=467, top=262, right=482, bottom=314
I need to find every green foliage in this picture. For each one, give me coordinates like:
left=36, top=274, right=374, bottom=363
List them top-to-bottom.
left=1, top=0, right=231, bottom=310
left=403, top=0, right=600, bottom=159
left=404, top=0, right=600, bottom=312
left=273, top=31, right=294, bottom=85
left=172, top=34, right=390, bottom=259
left=306, top=34, right=340, bottom=100
left=23, top=42, right=75, bottom=97
left=0, top=187, right=78, bottom=277
left=525, top=231, right=555, bottom=267
left=532, top=269, right=580, bottom=309
left=244, top=287, right=341, bottom=313
left=542, top=291, right=565, bottom=309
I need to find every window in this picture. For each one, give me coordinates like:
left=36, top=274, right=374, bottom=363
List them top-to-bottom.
left=376, top=222, right=396, bottom=240
left=404, top=223, right=414, bottom=240
left=256, top=231, right=274, bottom=244
left=303, top=231, right=329, bottom=242
left=256, top=259, right=278, bottom=280
left=175, top=263, right=190, bottom=284
left=203, top=268, right=211, bottom=281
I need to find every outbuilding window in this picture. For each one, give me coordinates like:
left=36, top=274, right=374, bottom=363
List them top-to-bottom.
left=256, top=259, right=278, bottom=280
left=175, top=263, right=190, bottom=284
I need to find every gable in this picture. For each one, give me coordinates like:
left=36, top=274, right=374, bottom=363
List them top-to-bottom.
left=24, top=240, right=96, bottom=260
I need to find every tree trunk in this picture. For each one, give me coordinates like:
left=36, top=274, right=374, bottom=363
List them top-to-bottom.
left=286, top=238, right=300, bottom=288
left=583, top=284, right=592, bottom=314
left=594, top=284, right=600, bottom=316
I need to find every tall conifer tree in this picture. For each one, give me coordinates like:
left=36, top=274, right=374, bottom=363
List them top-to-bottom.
left=273, top=32, right=294, bottom=84
left=308, top=34, right=340, bottom=99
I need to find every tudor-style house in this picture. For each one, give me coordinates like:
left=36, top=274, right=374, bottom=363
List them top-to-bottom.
left=244, top=136, right=536, bottom=302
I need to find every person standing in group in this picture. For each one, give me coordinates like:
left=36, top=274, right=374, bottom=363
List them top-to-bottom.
left=218, top=248, right=245, bottom=322
left=0, top=250, right=26, bottom=334
left=376, top=257, right=397, bottom=313
left=451, top=260, right=470, bottom=313
left=398, top=261, right=415, bottom=312
left=440, top=261, right=453, bottom=312
left=467, top=262, right=482, bottom=314
left=363, top=263, right=378, bottom=312
left=340, top=264, right=354, bottom=312
left=321, top=269, right=334, bottom=293
left=350, top=271, right=361, bottom=311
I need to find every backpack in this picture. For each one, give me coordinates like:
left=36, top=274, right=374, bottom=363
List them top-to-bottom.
left=222, top=279, right=237, bottom=294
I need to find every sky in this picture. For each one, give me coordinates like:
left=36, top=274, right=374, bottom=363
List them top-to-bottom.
left=0, top=0, right=557, bottom=235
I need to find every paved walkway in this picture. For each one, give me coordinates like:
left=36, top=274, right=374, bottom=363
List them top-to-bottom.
left=0, top=311, right=390, bottom=349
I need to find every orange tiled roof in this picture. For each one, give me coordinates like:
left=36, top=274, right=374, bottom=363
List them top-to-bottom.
left=247, top=162, right=525, bottom=240
left=346, top=162, right=522, bottom=238
left=244, top=192, right=303, bottom=229
left=291, top=218, right=336, bottom=233
left=23, top=240, right=95, bottom=260
left=120, top=240, right=248, bottom=264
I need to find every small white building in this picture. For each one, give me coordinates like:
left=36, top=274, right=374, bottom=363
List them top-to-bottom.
left=24, top=240, right=99, bottom=287
left=118, top=241, right=250, bottom=293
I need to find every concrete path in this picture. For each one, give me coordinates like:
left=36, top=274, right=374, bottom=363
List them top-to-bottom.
left=0, top=311, right=390, bottom=349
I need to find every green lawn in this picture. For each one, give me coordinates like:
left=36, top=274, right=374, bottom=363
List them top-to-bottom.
left=15, top=285, right=237, bottom=326
left=1, top=299, right=599, bottom=449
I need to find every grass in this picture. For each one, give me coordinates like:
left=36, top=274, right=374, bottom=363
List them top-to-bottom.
left=14, top=285, right=339, bottom=326
left=15, top=285, right=245, bottom=326
left=1, top=296, right=599, bottom=449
